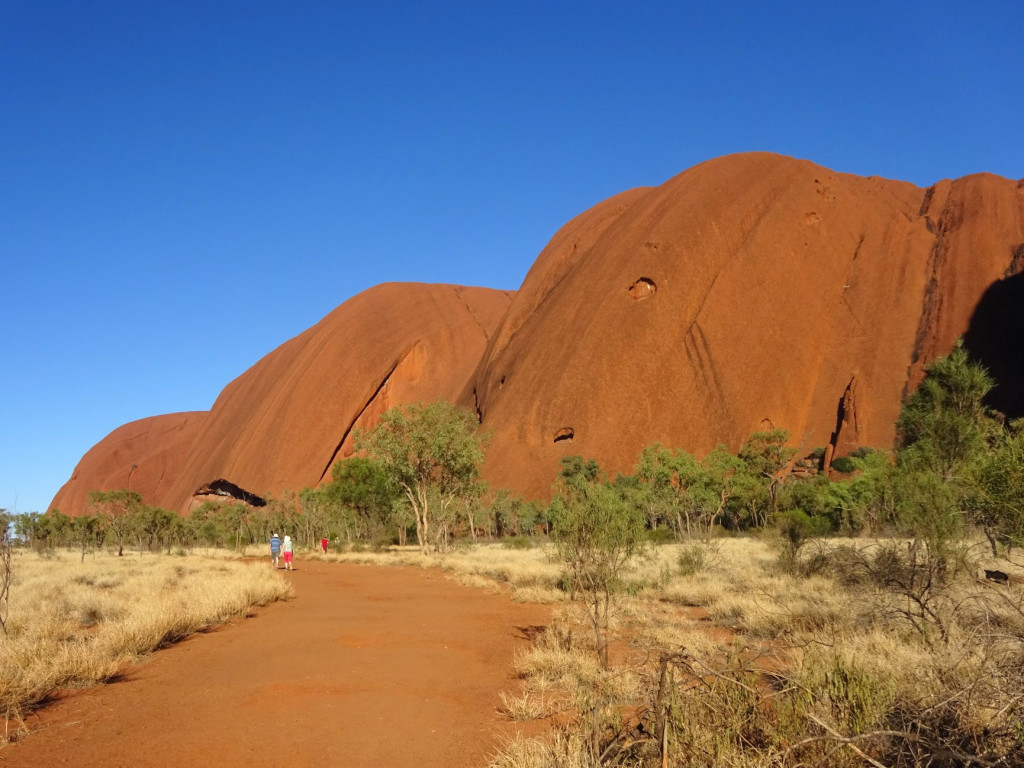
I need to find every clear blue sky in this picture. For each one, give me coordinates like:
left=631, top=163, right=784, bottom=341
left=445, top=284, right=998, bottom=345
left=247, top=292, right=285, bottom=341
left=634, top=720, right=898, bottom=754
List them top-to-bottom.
left=2, top=1, right=1022, bottom=515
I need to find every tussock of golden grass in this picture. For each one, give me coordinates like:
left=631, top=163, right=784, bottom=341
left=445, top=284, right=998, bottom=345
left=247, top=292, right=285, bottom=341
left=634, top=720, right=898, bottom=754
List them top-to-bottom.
left=481, top=536, right=1024, bottom=767
left=319, top=542, right=565, bottom=602
left=0, top=551, right=291, bottom=723
left=450, top=572, right=504, bottom=594
left=511, top=585, right=566, bottom=604
left=499, top=688, right=562, bottom=721
left=488, top=730, right=595, bottom=768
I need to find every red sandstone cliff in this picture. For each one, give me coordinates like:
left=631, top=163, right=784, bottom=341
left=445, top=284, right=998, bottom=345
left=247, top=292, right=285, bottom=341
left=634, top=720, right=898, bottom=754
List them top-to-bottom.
left=50, top=153, right=1024, bottom=512
left=460, top=153, right=1024, bottom=498
left=50, top=283, right=514, bottom=514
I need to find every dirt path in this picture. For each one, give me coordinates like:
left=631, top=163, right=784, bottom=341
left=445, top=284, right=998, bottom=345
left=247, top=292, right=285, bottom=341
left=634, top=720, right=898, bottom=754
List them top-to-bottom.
left=2, top=561, right=551, bottom=768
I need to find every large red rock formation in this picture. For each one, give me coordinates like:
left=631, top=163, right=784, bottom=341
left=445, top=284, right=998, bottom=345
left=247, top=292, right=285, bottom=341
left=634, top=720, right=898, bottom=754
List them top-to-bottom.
left=51, top=153, right=1024, bottom=513
left=460, top=153, right=1024, bottom=498
left=50, top=283, right=513, bottom=514
left=50, top=412, right=207, bottom=516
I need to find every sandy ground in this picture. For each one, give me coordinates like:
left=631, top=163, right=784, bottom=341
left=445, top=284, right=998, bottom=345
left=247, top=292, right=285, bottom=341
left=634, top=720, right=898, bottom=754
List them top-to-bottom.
left=2, top=561, right=551, bottom=767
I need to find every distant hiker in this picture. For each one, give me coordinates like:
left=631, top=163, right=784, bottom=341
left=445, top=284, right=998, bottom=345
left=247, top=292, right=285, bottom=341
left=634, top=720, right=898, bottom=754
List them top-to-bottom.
left=270, top=533, right=282, bottom=569
left=283, top=535, right=294, bottom=571
left=321, top=537, right=329, bottom=554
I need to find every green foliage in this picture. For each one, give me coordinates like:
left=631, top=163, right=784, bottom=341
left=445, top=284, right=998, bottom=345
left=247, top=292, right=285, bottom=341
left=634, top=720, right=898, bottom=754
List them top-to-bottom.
left=897, top=339, right=998, bottom=481
left=891, top=340, right=1008, bottom=551
left=356, top=400, right=488, bottom=554
left=964, top=419, right=1024, bottom=553
left=732, top=429, right=794, bottom=528
left=631, top=442, right=742, bottom=538
left=830, top=455, right=857, bottom=473
left=322, top=457, right=400, bottom=543
left=550, top=457, right=646, bottom=669
left=87, top=489, right=143, bottom=556
left=490, top=489, right=540, bottom=537
left=677, top=541, right=716, bottom=576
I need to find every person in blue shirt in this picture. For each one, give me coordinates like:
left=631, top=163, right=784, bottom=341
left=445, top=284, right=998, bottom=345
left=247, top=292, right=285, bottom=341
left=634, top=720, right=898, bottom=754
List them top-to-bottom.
left=269, top=533, right=282, bottom=569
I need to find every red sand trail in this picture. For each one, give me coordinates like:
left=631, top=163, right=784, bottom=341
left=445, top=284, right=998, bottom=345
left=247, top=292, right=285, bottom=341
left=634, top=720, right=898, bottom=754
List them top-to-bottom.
left=2, top=562, right=550, bottom=767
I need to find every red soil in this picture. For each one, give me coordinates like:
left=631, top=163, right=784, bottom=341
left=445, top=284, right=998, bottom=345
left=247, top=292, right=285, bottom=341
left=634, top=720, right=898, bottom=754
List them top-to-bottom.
left=2, top=562, right=550, bottom=768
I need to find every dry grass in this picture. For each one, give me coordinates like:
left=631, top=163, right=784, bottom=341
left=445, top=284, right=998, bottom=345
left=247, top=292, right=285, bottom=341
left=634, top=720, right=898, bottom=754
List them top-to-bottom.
left=469, top=536, right=1024, bottom=767
left=294, top=541, right=569, bottom=602
left=0, top=550, right=291, bottom=726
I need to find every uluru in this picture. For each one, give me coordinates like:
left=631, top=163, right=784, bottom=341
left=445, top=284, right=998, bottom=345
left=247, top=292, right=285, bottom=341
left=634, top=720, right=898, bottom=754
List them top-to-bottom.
left=50, top=152, right=1024, bottom=514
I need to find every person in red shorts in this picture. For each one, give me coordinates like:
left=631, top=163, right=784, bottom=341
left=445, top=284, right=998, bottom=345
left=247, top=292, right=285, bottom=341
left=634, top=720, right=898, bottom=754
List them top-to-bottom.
left=282, top=534, right=294, bottom=571
left=321, top=537, right=328, bottom=554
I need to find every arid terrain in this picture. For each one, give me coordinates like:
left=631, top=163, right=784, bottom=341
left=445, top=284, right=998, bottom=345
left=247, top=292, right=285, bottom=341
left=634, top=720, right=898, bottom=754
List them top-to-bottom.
left=2, top=561, right=549, bottom=768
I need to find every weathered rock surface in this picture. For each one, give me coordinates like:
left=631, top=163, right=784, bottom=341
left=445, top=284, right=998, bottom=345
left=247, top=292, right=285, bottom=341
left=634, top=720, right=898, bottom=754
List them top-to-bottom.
left=51, top=153, right=1024, bottom=512
left=460, top=153, right=1024, bottom=498
left=50, top=283, right=513, bottom=514
left=50, top=412, right=207, bottom=516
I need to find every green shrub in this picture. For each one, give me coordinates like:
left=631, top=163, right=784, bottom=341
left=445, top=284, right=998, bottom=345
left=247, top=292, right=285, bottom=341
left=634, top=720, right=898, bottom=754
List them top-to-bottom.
left=830, top=456, right=857, bottom=473
left=645, top=527, right=675, bottom=545
left=677, top=542, right=715, bottom=576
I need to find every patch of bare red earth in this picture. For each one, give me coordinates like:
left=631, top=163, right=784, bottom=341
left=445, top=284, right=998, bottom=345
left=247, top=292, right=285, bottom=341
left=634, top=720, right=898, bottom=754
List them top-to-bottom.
left=3, top=562, right=550, bottom=768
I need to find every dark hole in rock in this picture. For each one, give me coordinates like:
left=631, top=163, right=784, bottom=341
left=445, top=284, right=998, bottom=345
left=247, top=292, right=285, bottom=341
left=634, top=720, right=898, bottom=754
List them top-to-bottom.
left=628, top=277, right=657, bottom=300
left=499, top=374, right=506, bottom=388
left=553, top=427, right=574, bottom=443
left=193, top=478, right=266, bottom=507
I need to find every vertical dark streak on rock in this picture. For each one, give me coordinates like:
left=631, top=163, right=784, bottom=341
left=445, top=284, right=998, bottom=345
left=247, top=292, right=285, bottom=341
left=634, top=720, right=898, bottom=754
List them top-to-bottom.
left=918, top=185, right=936, bottom=217
left=904, top=192, right=963, bottom=402
left=453, top=287, right=491, bottom=340
left=683, top=323, right=730, bottom=427
left=316, top=356, right=404, bottom=484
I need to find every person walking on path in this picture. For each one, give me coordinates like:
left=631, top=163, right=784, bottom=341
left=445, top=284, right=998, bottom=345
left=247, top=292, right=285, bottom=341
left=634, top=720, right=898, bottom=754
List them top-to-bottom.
left=270, top=533, right=282, bottom=569
left=283, top=535, right=294, bottom=571
left=321, top=537, right=328, bottom=554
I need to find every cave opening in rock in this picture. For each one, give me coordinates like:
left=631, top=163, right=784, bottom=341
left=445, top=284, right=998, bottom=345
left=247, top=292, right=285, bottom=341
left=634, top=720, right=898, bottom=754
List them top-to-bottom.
left=628, top=277, right=657, bottom=300
left=553, top=427, right=575, bottom=443
left=192, top=479, right=266, bottom=507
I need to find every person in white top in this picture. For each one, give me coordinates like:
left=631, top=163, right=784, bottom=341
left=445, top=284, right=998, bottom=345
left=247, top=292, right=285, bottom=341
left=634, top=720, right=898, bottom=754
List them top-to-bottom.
left=282, top=535, right=294, bottom=571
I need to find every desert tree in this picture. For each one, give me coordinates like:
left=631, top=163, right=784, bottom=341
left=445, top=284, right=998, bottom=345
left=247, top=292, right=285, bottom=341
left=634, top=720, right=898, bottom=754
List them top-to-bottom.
left=897, top=339, right=998, bottom=482
left=894, top=340, right=1002, bottom=552
left=356, top=400, right=488, bottom=555
left=965, top=418, right=1024, bottom=555
left=734, top=428, right=794, bottom=527
left=321, top=456, right=400, bottom=544
left=550, top=457, right=646, bottom=670
left=87, top=489, right=143, bottom=556
left=0, top=509, right=11, bottom=635
left=73, top=514, right=105, bottom=562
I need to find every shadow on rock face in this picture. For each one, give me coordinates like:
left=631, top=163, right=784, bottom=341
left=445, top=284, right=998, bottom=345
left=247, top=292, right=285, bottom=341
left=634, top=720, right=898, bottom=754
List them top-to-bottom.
left=964, top=270, right=1024, bottom=421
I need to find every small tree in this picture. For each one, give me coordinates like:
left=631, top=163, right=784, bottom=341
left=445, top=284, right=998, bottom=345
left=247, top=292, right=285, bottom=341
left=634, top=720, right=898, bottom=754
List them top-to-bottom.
left=897, top=339, right=998, bottom=481
left=895, top=340, right=1002, bottom=552
left=357, top=400, right=488, bottom=556
left=965, top=419, right=1024, bottom=555
left=735, top=429, right=794, bottom=527
left=322, top=457, right=399, bottom=544
left=550, top=458, right=646, bottom=669
left=88, top=489, right=143, bottom=556
left=0, top=509, right=12, bottom=636
left=46, top=509, right=74, bottom=547
left=73, top=515, right=104, bottom=562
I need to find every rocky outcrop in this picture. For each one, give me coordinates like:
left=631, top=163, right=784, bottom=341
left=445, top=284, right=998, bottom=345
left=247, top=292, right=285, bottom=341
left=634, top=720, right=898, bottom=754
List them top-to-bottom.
left=50, top=153, right=1024, bottom=512
left=459, top=153, right=1024, bottom=498
left=50, top=283, right=514, bottom=514
left=49, top=412, right=207, bottom=516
